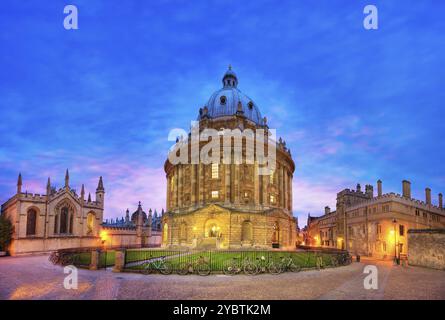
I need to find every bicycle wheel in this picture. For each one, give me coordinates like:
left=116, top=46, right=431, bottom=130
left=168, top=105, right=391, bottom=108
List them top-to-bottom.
left=60, top=254, right=73, bottom=266
left=223, top=261, right=238, bottom=275
left=159, top=262, right=173, bottom=275
left=177, top=262, right=189, bottom=275
left=243, top=262, right=258, bottom=275
left=268, top=262, right=282, bottom=275
left=142, top=263, right=153, bottom=275
left=197, top=263, right=211, bottom=276
left=289, top=263, right=301, bottom=273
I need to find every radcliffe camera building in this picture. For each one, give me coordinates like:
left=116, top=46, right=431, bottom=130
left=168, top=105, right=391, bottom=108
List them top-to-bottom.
left=162, top=67, right=297, bottom=249
left=306, top=180, right=445, bottom=259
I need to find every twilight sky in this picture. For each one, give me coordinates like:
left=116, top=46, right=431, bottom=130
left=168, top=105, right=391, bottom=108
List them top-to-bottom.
left=1, top=1, right=444, bottom=227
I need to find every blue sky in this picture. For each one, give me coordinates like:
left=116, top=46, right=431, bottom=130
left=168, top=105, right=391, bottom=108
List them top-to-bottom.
left=1, top=1, right=444, bottom=227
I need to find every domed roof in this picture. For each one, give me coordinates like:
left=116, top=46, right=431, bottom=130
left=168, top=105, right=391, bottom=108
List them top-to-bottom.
left=198, top=66, right=265, bottom=126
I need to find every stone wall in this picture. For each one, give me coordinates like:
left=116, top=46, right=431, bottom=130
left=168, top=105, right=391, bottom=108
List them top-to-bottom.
left=408, top=229, right=445, bottom=270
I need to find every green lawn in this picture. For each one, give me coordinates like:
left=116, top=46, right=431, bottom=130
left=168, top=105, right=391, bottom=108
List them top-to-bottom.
left=125, top=249, right=179, bottom=263
left=71, top=250, right=115, bottom=267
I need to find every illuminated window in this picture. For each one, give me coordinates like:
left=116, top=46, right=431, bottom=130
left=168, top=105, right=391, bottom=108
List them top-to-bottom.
left=211, top=163, right=219, bottom=179
left=211, top=191, right=219, bottom=199
left=270, top=194, right=275, bottom=204
left=399, top=225, right=405, bottom=236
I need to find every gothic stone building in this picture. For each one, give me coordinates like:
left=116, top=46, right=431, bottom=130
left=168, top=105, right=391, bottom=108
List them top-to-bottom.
left=162, top=67, right=297, bottom=249
left=1, top=171, right=104, bottom=255
left=307, top=180, right=445, bottom=259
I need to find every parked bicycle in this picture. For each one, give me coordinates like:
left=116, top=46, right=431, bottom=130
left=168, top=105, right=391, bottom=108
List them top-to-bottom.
left=49, top=251, right=60, bottom=264
left=49, top=251, right=74, bottom=266
left=331, top=252, right=352, bottom=267
left=142, top=255, right=172, bottom=275
left=177, top=255, right=211, bottom=276
left=244, top=255, right=280, bottom=275
left=223, top=256, right=255, bottom=275
left=278, top=256, right=301, bottom=273
left=223, top=257, right=243, bottom=275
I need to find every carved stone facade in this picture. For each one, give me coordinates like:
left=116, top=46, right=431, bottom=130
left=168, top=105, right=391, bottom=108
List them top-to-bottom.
left=162, top=67, right=297, bottom=249
left=1, top=171, right=104, bottom=255
left=307, top=180, right=445, bottom=259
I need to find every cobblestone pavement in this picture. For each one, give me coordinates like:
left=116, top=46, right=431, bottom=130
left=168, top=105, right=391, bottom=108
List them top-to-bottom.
left=0, top=255, right=444, bottom=300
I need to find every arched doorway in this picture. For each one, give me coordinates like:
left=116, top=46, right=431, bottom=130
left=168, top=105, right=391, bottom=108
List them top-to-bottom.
left=204, top=219, right=221, bottom=238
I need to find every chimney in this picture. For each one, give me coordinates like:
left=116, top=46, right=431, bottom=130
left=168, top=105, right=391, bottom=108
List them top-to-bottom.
left=377, top=180, right=382, bottom=197
left=402, top=180, right=411, bottom=198
left=356, top=183, right=361, bottom=192
left=425, top=188, right=431, bottom=205
left=439, top=193, right=443, bottom=209
left=324, top=206, right=331, bottom=215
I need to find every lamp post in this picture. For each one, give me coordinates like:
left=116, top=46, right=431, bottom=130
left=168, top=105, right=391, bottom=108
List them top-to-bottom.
left=392, top=218, right=397, bottom=264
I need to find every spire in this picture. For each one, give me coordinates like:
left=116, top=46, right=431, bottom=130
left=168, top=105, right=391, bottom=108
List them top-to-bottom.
left=64, top=169, right=69, bottom=189
left=17, top=173, right=22, bottom=194
left=96, top=176, right=104, bottom=192
left=46, top=177, right=51, bottom=196
left=81, top=184, right=85, bottom=200
left=88, top=193, right=91, bottom=202
left=149, top=208, right=152, bottom=217
left=125, top=209, right=130, bottom=223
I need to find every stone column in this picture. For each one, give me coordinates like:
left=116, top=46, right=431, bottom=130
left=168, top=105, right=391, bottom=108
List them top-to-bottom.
left=253, top=161, right=259, bottom=207
left=198, top=163, right=204, bottom=205
left=191, top=164, right=196, bottom=205
left=225, top=164, right=231, bottom=205
left=234, top=164, right=240, bottom=205
left=178, top=165, right=183, bottom=208
left=279, top=165, right=284, bottom=207
left=284, top=169, right=288, bottom=211
left=288, top=173, right=292, bottom=211
left=262, top=174, right=268, bottom=208
left=166, top=175, right=170, bottom=211
left=89, top=249, right=100, bottom=270
left=112, top=249, right=126, bottom=272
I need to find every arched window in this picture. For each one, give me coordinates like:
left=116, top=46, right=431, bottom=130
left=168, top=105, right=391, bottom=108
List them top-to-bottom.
left=59, top=207, right=69, bottom=234
left=26, top=209, right=37, bottom=236
left=87, top=213, right=95, bottom=235
left=54, top=214, right=59, bottom=234
left=241, top=220, right=253, bottom=242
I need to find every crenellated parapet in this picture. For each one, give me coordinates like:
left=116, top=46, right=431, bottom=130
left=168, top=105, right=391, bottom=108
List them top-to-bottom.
left=347, top=192, right=445, bottom=215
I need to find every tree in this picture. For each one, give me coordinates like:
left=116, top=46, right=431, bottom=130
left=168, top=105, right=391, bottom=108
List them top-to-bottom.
left=0, top=214, right=13, bottom=252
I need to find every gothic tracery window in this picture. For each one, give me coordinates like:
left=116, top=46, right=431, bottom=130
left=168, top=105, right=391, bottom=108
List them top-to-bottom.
left=26, top=209, right=37, bottom=236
